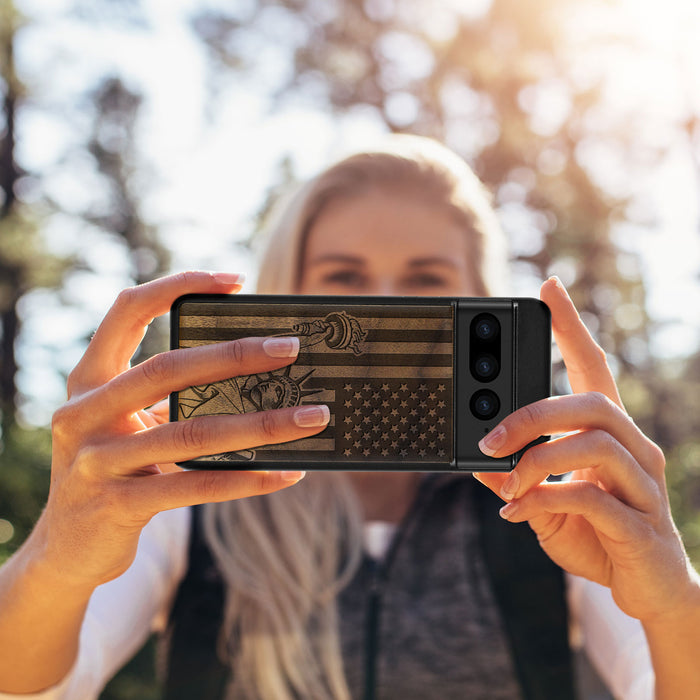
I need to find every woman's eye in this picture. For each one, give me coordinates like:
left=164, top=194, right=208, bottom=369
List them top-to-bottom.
left=322, top=270, right=367, bottom=287
left=404, top=274, right=449, bottom=289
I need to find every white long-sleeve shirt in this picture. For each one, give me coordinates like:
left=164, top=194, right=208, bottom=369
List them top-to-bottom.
left=0, top=507, right=654, bottom=700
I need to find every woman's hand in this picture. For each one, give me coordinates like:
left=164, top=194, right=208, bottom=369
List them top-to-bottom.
left=39, top=271, right=329, bottom=590
left=474, top=277, right=699, bottom=625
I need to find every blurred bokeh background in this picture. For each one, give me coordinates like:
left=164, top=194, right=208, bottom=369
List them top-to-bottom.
left=1, top=0, right=700, bottom=697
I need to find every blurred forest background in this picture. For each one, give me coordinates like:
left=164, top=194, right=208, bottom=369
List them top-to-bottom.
left=1, top=0, right=700, bottom=697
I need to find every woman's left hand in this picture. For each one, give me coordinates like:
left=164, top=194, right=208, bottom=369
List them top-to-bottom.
left=474, top=277, right=698, bottom=625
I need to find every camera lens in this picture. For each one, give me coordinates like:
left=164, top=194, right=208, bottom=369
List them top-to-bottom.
left=473, top=314, right=500, bottom=341
left=474, top=354, right=499, bottom=381
left=470, top=390, right=500, bottom=421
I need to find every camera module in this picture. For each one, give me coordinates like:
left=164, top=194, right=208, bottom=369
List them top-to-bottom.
left=473, top=313, right=500, bottom=341
left=473, top=354, right=499, bottom=382
left=470, top=389, right=500, bottom=421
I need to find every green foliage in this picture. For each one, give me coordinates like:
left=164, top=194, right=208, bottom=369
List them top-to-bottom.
left=0, top=212, right=70, bottom=291
left=662, top=358, right=700, bottom=568
left=0, top=420, right=51, bottom=564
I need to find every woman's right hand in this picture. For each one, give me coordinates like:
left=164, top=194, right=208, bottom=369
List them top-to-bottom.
left=38, top=271, right=329, bottom=590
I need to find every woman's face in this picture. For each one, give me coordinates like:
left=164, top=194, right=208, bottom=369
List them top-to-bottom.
left=297, top=191, right=478, bottom=296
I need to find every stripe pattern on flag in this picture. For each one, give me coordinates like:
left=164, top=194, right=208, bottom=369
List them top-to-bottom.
left=176, top=301, right=453, bottom=464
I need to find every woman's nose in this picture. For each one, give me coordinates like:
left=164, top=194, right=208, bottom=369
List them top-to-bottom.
left=368, top=279, right=399, bottom=296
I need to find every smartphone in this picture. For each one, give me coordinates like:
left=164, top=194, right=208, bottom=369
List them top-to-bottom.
left=169, top=294, right=551, bottom=471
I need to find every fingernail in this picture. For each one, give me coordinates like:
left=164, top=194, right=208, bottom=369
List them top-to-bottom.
left=212, top=272, right=246, bottom=285
left=548, top=275, right=570, bottom=297
left=263, top=337, right=300, bottom=358
left=293, top=404, right=330, bottom=428
left=479, top=425, right=506, bottom=456
left=500, top=470, right=520, bottom=500
left=281, top=471, right=306, bottom=483
left=499, top=501, right=518, bottom=520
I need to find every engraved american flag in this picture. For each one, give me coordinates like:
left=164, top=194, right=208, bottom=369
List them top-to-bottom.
left=175, top=300, right=454, bottom=465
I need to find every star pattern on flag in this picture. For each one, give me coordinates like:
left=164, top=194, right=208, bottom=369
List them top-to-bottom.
left=338, top=379, right=449, bottom=460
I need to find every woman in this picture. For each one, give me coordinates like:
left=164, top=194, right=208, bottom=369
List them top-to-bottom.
left=0, top=136, right=698, bottom=699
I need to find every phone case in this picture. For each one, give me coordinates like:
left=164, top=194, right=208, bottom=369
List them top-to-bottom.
left=170, top=294, right=551, bottom=471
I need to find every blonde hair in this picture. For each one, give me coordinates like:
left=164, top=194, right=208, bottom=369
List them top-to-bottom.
left=203, top=135, right=508, bottom=699
left=203, top=474, right=363, bottom=700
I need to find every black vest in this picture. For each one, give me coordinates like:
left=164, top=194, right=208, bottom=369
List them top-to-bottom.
left=161, top=480, right=576, bottom=700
